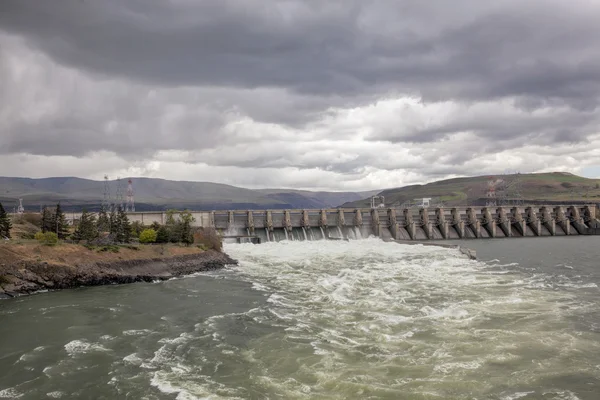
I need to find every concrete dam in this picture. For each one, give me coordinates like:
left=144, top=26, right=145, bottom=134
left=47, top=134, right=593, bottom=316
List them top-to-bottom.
left=64, top=204, right=599, bottom=243
left=208, top=205, right=600, bottom=243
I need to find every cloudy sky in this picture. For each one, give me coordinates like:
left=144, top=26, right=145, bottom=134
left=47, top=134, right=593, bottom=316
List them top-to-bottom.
left=1, top=0, right=600, bottom=191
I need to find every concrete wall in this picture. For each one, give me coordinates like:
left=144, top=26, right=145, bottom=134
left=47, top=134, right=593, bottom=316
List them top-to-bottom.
left=65, top=211, right=212, bottom=227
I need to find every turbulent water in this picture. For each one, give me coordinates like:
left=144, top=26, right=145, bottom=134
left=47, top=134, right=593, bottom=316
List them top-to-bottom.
left=2, top=238, right=600, bottom=399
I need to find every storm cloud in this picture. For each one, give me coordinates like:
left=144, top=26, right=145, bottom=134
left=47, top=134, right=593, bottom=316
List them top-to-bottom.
left=1, top=0, right=600, bottom=190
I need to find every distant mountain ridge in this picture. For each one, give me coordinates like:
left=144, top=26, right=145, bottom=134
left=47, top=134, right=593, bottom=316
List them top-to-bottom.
left=341, top=172, right=600, bottom=208
left=0, top=176, right=380, bottom=212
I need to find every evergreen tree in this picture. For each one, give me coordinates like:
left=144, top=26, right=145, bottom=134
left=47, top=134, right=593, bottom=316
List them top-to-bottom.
left=0, top=202, right=12, bottom=239
left=51, top=203, right=69, bottom=239
left=41, top=206, right=53, bottom=233
left=115, top=206, right=132, bottom=243
left=97, top=208, right=110, bottom=233
left=108, top=208, right=118, bottom=235
left=72, top=209, right=98, bottom=243
left=180, top=220, right=193, bottom=246
left=156, top=226, right=170, bottom=243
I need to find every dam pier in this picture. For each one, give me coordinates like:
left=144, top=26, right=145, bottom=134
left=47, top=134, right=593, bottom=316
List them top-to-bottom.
left=104, top=204, right=600, bottom=243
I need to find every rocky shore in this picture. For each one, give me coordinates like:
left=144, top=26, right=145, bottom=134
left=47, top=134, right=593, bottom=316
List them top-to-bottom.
left=0, top=249, right=237, bottom=299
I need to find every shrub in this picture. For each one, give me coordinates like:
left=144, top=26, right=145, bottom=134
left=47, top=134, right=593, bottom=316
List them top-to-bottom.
left=130, top=221, right=145, bottom=237
left=139, top=228, right=158, bottom=244
left=193, top=228, right=222, bottom=252
left=35, top=231, right=59, bottom=246
left=98, top=245, right=120, bottom=253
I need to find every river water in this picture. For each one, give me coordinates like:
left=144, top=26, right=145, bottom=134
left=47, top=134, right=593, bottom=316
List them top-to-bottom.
left=1, top=237, right=600, bottom=399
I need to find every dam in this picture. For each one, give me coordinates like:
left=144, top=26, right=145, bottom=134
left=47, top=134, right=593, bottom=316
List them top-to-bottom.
left=106, top=204, right=600, bottom=243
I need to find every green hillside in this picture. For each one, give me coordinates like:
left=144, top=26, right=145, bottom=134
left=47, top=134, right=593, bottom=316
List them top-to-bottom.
left=342, top=172, right=600, bottom=208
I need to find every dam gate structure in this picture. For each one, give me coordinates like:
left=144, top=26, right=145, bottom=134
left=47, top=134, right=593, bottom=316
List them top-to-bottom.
left=62, top=205, right=600, bottom=243
left=209, top=205, right=600, bottom=243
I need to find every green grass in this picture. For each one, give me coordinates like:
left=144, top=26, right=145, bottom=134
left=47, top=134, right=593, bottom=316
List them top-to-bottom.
left=344, top=172, right=600, bottom=207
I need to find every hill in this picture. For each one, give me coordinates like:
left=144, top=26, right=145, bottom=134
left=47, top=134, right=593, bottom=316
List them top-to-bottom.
left=342, top=172, right=600, bottom=208
left=0, top=176, right=379, bottom=212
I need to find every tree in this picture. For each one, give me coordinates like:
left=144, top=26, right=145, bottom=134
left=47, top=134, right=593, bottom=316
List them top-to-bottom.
left=0, top=202, right=12, bottom=239
left=51, top=203, right=69, bottom=239
left=41, top=206, right=53, bottom=233
left=115, top=206, right=132, bottom=243
left=72, top=209, right=98, bottom=243
left=97, top=209, right=110, bottom=233
left=108, top=209, right=118, bottom=235
left=165, top=209, right=178, bottom=225
left=179, top=210, right=195, bottom=246
left=130, top=221, right=144, bottom=237
left=156, top=226, right=170, bottom=243
left=139, top=228, right=157, bottom=243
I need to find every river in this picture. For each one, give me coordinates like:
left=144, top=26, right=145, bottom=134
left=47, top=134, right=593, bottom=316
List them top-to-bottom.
left=1, top=237, right=600, bottom=399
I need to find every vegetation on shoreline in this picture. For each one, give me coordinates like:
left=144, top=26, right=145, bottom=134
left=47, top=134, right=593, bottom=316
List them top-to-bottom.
left=2, top=204, right=223, bottom=255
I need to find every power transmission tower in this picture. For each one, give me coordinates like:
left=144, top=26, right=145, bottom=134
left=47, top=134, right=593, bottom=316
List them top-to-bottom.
left=102, top=175, right=112, bottom=212
left=115, top=177, right=124, bottom=211
left=485, top=177, right=498, bottom=207
left=126, top=179, right=135, bottom=212
left=17, top=198, right=24, bottom=214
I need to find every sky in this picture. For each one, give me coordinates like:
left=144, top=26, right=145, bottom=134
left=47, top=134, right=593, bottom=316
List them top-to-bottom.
left=1, top=0, right=600, bottom=191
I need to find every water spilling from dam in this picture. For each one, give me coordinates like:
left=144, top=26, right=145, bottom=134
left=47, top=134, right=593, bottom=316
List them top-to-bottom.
left=2, top=237, right=600, bottom=399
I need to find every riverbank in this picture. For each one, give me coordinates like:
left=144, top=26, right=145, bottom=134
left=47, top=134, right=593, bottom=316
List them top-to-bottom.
left=0, top=243, right=237, bottom=298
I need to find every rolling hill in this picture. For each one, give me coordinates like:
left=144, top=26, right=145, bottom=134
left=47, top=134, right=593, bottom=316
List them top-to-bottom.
left=342, top=172, right=600, bottom=208
left=0, top=176, right=379, bottom=212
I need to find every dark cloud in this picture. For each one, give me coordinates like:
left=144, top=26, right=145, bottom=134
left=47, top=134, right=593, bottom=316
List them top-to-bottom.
left=1, top=0, right=600, bottom=189
left=2, top=0, right=599, bottom=105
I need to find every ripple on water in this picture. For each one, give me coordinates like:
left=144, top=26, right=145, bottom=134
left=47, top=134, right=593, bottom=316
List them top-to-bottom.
left=116, top=240, right=600, bottom=399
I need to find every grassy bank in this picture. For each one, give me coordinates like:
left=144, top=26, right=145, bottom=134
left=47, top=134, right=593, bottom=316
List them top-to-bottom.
left=0, top=241, right=205, bottom=268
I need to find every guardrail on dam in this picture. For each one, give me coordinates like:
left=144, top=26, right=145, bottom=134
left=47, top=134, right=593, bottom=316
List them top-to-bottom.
left=63, top=205, right=600, bottom=243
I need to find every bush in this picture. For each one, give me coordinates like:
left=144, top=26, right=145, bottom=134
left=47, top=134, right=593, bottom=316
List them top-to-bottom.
left=130, top=221, right=145, bottom=237
left=139, top=228, right=158, bottom=244
left=193, top=228, right=222, bottom=252
left=35, top=231, right=59, bottom=246
left=98, top=245, right=120, bottom=253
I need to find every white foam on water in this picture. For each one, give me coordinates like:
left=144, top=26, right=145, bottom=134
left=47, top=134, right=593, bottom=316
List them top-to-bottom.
left=131, top=239, right=600, bottom=399
left=218, top=240, right=598, bottom=397
left=122, top=329, right=152, bottom=336
left=64, top=340, right=109, bottom=356
left=123, top=353, right=143, bottom=366
left=0, top=388, right=21, bottom=398
left=46, top=391, right=64, bottom=398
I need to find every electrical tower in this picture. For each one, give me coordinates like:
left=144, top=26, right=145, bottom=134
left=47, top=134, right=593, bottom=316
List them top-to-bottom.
left=497, top=171, right=524, bottom=206
left=102, top=175, right=112, bottom=212
left=115, top=177, right=124, bottom=211
left=485, top=177, right=498, bottom=207
left=126, top=179, right=135, bottom=212
left=17, top=198, right=24, bottom=214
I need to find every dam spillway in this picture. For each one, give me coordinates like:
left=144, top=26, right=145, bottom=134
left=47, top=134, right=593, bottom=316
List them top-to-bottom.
left=63, top=204, right=600, bottom=243
left=208, top=205, right=600, bottom=243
